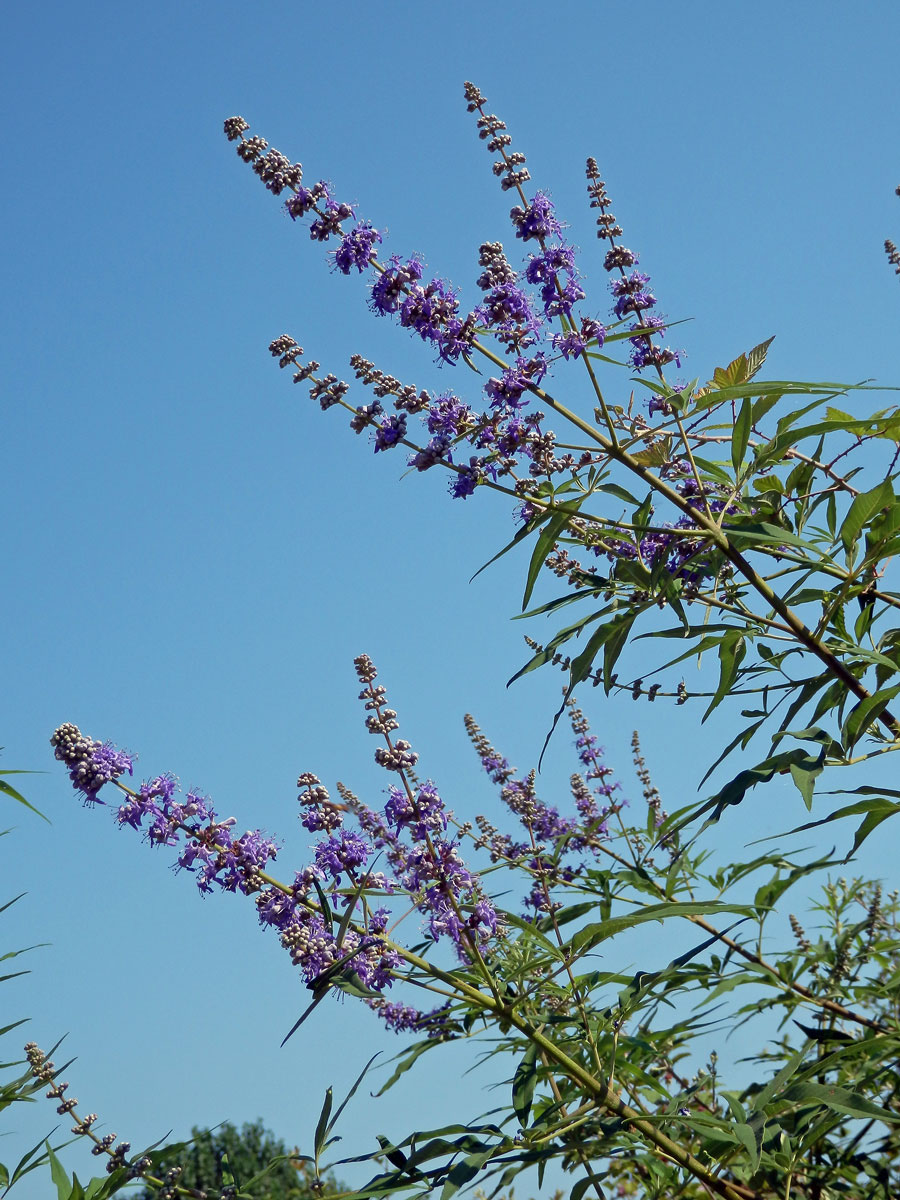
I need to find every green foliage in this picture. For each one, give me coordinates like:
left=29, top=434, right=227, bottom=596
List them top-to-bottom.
left=322, top=764, right=900, bottom=1200
left=129, top=1120, right=340, bottom=1199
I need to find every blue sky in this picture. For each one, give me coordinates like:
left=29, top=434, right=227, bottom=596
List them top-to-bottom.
left=4, top=1, right=900, bottom=1194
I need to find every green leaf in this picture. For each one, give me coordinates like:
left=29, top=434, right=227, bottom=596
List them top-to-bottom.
left=745, top=336, right=776, bottom=380
left=732, top=397, right=752, bottom=473
left=630, top=440, right=672, bottom=467
left=839, top=479, right=895, bottom=552
left=595, top=482, right=641, bottom=506
left=522, top=504, right=583, bottom=611
left=469, top=516, right=544, bottom=585
left=602, top=611, right=637, bottom=693
left=703, top=633, right=746, bottom=721
left=841, top=684, right=900, bottom=753
left=710, top=746, right=825, bottom=826
left=788, top=758, right=823, bottom=811
left=0, top=777, right=48, bottom=822
left=780, top=796, right=900, bottom=861
left=753, top=852, right=839, bottom=913
left=569, top=901, right=756, bottom=957
left=502, top=912, right=564, bottom=959
left=374, top=1039, right=443, bottom=1097
left=512, top=1043, right=538, bottom=1128
left=749, top=1044, right=811, bottom=1113
left=328, top=1053, right=381, bottom=1138
left=780, top=1082, right=900, bottom=1123
left=314, top=1087, right=333, bottom=1157
left=46, top=1144, right=72, bottom=1200
left=440, top=1149, right=496, bottom=1200
left=569, top=1177, right=601, bottom=1200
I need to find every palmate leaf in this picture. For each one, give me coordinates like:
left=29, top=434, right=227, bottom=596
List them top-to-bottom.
left=698, top=337, right=776, bottom=397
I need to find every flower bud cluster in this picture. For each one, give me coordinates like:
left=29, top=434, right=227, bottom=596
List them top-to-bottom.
left=463, top=80, right=531, bottom=194
left=50, top=722, right=133, bottom=801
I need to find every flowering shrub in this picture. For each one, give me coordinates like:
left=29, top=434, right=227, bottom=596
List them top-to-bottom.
left=31, top=84, right=900, bottom=1200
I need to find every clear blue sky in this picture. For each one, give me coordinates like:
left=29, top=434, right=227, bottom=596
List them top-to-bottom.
left=4, top=1, right=900, bottom=1194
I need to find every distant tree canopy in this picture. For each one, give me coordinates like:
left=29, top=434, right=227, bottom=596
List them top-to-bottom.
left=132, top=1120, right=339, bottom=1199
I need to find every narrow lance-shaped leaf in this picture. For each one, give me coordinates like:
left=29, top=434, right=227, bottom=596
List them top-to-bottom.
left=732, top=396, right=752, bottom=473
left=522, top=503, right=583, bottom=611
left=512, top=1043, right=538, bottom=1128
left=314, top=1087, right=334, bottom=1157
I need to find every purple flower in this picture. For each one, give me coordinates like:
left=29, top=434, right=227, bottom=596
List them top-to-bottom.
left=285, top=181, right=329, bottom=220
left=510, top=192, right=563, bottom=242
left=309, top=199, right=354, bottom=242
left=334, top=222, right=382, bottom=273
left=524, top=243, right=576, bottom=286
left=523, top=244, right=585, bottom=317
left=603, top=246, right=638, bottom=271
left=370, top=255, right=424, bottom=316
left=611, top=271, right=656, bottom=319
left=544, top=276, right=586, bottom=318
left=394, top=278, right=475, bottom=362
left=478, top=281, right=534, bottom=329
left=435, top=313, right=477, bottom=363
left=552, top=318, right=605, bottom=359
left=631, top=341, right=682, bottom=372
left=485, top=366, right=529, bottom=411
left=426, top=392, right=473, bottom=438
left=349, top=400, right=383, bottom=432
left=374, top=413, right=407, bottom=452
left=408, top=433, right=451, bottom=471
left=450, top=459, right=483, bottom=499
left=115, top=773, right=177, bottom=831
left=384, top=781, right=448, bottom=839
left=314, top=831, right=373, bottom=881
left=402, top=838, right=495, bottom=952
left=281, top=910, right=338, bottom=984
left=368, top=999, right=425, bottom=1033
